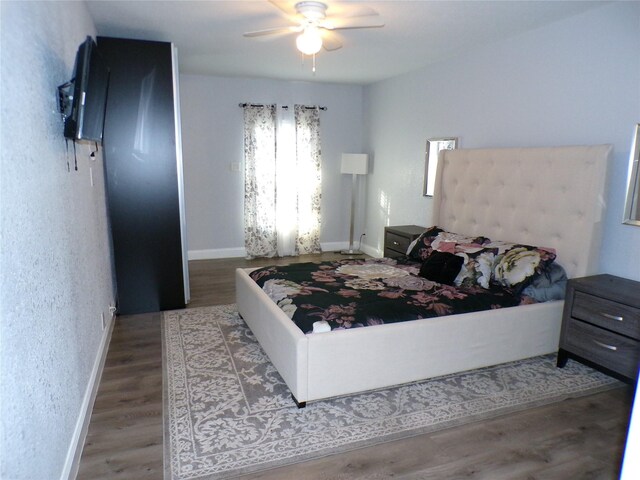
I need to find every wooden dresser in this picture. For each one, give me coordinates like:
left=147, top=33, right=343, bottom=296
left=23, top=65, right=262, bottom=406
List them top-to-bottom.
left=384, top=225, right=426, bottom=258
left=557, top=274, right=640, bottom=382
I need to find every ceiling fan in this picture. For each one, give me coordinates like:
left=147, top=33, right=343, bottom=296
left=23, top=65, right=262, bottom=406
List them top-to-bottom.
left=243, top=1, right=385, bottom=56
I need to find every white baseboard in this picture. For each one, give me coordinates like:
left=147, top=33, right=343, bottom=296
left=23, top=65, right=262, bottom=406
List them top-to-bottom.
left=320, top=241, right=349, bottom=253
left=322, top=242, right=384, bottom=257
left=361, top=243, right=383, bottom=258
left=188, top=248, right=246, bottom=260
left=61, top=311, right=115, bottom=480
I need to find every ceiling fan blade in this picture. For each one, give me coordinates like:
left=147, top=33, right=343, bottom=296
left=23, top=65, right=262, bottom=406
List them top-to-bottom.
left=326, top=4, right=379, bottom=19
left=323, top=18, right=385, bottom=30
left=243, top=26, right=299, bottom=38
left=322, top=31, right=343, bottom=51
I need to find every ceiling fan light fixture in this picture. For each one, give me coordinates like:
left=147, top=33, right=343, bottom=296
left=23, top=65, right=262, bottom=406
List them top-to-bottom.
left=296, top=26, right=322, bottom=55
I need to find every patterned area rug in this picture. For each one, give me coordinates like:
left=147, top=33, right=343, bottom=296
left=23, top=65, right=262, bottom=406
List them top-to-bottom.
left=163, top=304, right=621, bottom=480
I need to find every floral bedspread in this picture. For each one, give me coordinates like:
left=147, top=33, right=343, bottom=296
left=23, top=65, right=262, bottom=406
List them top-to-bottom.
left=249, top=258, right=522, bottom=334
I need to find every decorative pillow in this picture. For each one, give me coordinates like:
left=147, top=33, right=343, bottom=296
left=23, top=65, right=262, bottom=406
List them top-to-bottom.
left=406, top=226, right=490, bottom=262
left=406, top=226, right=443, bottom=260
left=490, top=242, right=557, bottom=292
left=452, top=246, right=498, bottom=289
left=419, top=251, right=464, bottom=285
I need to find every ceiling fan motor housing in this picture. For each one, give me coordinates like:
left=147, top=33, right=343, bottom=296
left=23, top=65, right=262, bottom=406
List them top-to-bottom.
left=296, top=1, right=328, bottom=22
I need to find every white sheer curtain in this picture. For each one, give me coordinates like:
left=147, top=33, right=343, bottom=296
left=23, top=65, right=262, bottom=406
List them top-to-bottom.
left=243, top=104, right=323, bottom=258
left=275, top=107, right=297, bottom=256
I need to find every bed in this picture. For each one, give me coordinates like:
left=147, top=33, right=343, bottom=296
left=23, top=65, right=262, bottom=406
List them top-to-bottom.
left=236, top=145, right=611, bottom=406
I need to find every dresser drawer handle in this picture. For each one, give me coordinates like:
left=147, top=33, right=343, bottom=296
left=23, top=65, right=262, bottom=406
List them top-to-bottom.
left=393, top=241, right=400, bottom=246
left=600, top=312, right=624, bottom=322
left=593, top=340, right=617, bottom=351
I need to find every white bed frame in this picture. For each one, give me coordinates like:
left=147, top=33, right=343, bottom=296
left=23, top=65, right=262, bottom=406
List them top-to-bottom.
left=236, top=145, right=611, bottom=406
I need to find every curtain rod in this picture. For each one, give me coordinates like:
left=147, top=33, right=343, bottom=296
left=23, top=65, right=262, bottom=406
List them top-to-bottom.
left=239, top=103, right=327, bottom=111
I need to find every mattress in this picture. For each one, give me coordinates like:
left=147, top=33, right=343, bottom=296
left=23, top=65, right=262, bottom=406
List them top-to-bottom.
left=249, top=257, right=522, bottom=334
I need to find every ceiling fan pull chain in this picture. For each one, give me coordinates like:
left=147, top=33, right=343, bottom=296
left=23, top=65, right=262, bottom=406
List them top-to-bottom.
left=312, top=53, right=316, bottom=74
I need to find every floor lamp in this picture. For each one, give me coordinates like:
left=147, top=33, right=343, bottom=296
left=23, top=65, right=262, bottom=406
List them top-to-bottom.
left=340, top=153, right=369, bottom=255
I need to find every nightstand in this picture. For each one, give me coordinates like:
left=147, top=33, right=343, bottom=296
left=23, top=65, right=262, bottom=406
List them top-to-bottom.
left=384, top=225, right=426, bottom=258
left=557, top=274, right=640, bottom=383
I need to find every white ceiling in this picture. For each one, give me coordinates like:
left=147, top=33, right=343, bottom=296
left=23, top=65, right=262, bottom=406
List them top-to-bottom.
left=86, top=0, right=605, bottom=85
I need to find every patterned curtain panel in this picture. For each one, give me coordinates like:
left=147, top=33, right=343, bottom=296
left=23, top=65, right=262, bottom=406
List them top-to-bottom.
left=242, top=104, right=323, bottom=258
left=243, top=105, right=278, bottom=258
left=294, top=105, right=322, bottom=255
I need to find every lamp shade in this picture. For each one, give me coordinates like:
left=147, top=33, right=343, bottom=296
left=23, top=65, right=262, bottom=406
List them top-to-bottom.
left=341, top=153, right=369, bottom=175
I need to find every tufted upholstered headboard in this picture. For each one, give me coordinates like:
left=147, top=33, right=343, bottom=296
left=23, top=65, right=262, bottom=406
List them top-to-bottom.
left=432, top=145, right=611, bottom=279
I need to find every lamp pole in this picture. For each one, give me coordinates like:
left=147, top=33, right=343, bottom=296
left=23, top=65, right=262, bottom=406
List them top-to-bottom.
left=341, top=173, right=361, bottom=255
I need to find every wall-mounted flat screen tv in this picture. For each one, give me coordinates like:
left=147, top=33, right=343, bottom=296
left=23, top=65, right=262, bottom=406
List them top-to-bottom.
left=58, top=36, right=109, bottom=142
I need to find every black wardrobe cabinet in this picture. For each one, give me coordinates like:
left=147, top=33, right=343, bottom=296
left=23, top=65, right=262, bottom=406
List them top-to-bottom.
left=99, top=37, right=190, bottom=315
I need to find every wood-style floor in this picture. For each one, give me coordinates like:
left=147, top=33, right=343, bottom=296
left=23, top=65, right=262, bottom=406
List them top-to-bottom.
left=77, top=253, right=634, bottom=479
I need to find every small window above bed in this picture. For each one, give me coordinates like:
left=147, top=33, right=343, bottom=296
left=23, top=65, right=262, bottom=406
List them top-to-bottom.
left=623, top=123, right=640, bottom=226
left=423, top=137, right=458, bottom=197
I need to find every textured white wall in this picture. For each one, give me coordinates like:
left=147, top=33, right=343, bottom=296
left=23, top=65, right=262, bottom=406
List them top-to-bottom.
left=363, top=1, right=640, bottom=280
left=0, top=2, right=116, bottom=479
left=179, top=75, right=364, bottom=257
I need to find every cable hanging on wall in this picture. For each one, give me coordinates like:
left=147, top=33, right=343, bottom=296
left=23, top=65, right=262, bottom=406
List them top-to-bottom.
left=64, top=138, right=79, bottom=172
